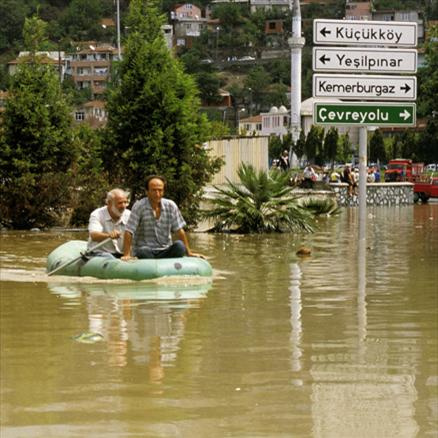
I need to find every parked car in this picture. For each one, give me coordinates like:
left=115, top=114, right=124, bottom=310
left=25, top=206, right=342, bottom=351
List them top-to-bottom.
left=239, top=56, right=255, bottom=61
left=200, top=58, right=213, bottom=64
left=414, top=177, right=438, bottom=202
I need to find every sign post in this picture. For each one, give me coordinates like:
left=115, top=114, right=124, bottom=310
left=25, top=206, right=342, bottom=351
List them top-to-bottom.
left=312, top=17, right=418, bottom=242
left=313, top=19, right=417, bottom=47
left=312, top=47, right=417, bottom=74
left=313, top=74, right=416, bottom=100
left=313, top=102, right=416, bottom=127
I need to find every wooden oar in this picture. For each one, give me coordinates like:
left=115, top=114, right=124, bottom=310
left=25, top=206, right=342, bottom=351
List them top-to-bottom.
left=47, top=237, right=113, bottom=276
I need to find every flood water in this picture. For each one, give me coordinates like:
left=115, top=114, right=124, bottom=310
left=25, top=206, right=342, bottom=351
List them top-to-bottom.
left=1, top=205, right=437, bottom=437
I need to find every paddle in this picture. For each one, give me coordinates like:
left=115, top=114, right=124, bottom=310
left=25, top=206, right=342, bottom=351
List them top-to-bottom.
left=47, top=237, right=113, bottom=276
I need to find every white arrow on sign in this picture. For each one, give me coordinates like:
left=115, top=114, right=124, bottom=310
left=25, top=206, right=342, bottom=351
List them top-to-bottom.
left=313, top=19, right=417, bottom=47
left=313, top=47, right=417, bottom=74
left=313, top=74, right=417, bottom=100
left=399, top=109, right=411, bottom=120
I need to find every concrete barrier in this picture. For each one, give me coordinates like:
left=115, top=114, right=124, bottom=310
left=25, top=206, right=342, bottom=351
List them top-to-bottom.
left=330, top=182, right=414, bottom=206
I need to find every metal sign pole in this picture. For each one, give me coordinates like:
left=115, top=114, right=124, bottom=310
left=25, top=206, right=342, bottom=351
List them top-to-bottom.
left=358, top=126, right=367, bottom=242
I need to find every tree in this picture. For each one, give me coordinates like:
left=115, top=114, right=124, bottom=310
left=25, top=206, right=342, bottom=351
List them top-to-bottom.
left=0, top=0, right=29, bottom=52
left=60, top=0, right=104, bottom=41
left=102, top=0, right=222, bottom=224
left=243, top=9, right=267, bottom=59
left=23, top=14, right=48, bottom=54
left=0, top=15, right=76, bottom=228
left=416, top=25, right=438, bottom=163
left=417, top=25, right=438, bottom=118
left=244, top=66, right=272, bottom=111
left=195, top=71, right=223, bottom=105
left=417, top=117, right=438, bottom=163
left=69, top=124, right=110, bottom=226
left=305, top=125, right=324, bottom=165
left=324, top=127, right=338, bottom=167
left=369, top=129, right=386, bottom=163
left=294, top=130, right=306, bottom=161
left=399, top=130, right=418, bottom=161
left=337, top=133, right=353, bottom=163
left=388, top=134, right=402, bottom=160
left=269, top=136, right=284, bottom=162
left=203, top=163, right=315, bottom=233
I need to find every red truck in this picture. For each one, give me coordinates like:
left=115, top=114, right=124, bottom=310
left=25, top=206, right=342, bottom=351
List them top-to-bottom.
left=384, top=159, right=424, bottom=182
left=414, top=177, right=438, bottom=203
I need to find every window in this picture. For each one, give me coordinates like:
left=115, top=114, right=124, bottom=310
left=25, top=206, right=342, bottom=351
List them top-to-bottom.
left=269, top=22, right=276, bottom=30
left=77, top=67, right=90, bottom=76
left=94, top=67, right=108, bottom=75
left=94, top=80, right=106, bottom=89
left=78, top=81, right=90, bottom=89
left=75, top=111, right=85, bottom=121
left=256, top=123, right=262, bottom=131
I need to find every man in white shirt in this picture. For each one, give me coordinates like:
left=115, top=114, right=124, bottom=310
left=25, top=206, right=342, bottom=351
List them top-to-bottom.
left=87, top=188, right=130, bottom=258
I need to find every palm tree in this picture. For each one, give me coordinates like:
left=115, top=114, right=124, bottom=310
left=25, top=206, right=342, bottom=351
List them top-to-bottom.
left=203, top=163, right=315, bottom=233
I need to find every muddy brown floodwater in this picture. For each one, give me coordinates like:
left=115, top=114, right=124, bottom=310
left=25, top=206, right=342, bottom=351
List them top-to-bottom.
left=1, top=204, right=437, bottom=437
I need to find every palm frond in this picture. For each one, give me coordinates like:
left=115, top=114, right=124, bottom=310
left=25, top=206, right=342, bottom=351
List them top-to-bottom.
left=202, top=163, right=317, bottom=233
left=301, top=198, right=340, bottom=216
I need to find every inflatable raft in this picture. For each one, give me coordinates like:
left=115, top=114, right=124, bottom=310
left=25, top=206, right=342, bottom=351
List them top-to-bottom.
left=46, top=240, right=213, bottom=280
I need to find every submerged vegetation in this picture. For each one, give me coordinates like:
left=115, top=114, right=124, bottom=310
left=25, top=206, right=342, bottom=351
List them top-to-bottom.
left=203, top=163, right=339, bottom=234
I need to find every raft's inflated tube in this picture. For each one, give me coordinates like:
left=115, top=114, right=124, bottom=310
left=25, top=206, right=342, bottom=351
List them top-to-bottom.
left=47, top=240, right=213, bottom=280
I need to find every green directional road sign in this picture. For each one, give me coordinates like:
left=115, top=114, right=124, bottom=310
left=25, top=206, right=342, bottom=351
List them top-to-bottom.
left=313, top=102, right=416, bottom=127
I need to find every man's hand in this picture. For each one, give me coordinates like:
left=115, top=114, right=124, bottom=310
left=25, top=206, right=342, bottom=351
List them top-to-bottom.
left=108, top=230, right=121, bottom=239
left=187, top=250, right=206, bottom=259
left=121, top=255, right=133, bottom=261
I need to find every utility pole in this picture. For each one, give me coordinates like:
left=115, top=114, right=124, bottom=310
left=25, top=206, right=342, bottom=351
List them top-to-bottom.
left=116, top=0, right=121, bottom=59
left=288, top=0, right=305, bottom=165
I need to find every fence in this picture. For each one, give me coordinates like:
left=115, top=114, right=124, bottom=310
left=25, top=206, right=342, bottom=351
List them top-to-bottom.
left=207, top=136, right=269, bottom=185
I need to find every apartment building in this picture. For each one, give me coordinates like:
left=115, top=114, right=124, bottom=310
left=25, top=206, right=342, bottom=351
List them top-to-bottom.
left=345, top=0, right=372, bottom=21
left=171, top=4, right=208, bottom=47
left=373, top=9, right=424, bottom=40
left=66, top=43, right=119, bottom=99
left=8, top=51, right=67, bottom=80
left=74, top=100, right=107, bottom=128
left=239, top=114, right=263, bottom=136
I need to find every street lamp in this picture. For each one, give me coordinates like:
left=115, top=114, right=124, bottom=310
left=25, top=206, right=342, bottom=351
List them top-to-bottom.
left=215, top=26, right=220, bottom=61
left=247, top=87, right=253, bottom=116
left=237, top=108, right=246, bottom=135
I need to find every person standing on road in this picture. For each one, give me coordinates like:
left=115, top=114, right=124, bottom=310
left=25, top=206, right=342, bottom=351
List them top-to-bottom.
left=279, top=150, right=290, bottom=171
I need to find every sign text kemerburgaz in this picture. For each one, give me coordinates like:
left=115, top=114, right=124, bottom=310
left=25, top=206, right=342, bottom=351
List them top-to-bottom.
left=313, top=74, right=416, bottom=100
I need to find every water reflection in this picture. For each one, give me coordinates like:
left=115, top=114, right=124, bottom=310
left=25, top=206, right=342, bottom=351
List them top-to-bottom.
left=308, top=210, right=421, bottom=438
left=289, top=263, right=303, bottom=375
left=49, top=281, right=212, bottom=376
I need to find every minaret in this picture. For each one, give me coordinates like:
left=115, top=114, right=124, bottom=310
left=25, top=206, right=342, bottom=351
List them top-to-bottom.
left=289, top=0, right=305, bottom=150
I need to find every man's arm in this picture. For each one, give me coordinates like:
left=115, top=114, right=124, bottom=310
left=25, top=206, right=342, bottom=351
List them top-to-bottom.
left=175, top=228, right=205, bottom=258
left=90, top=230, right=121, bottom=241
left=121, top=231, right=133, bottom=260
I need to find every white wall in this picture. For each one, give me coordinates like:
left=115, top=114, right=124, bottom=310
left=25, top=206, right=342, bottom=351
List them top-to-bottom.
left=207, top=136, right=269, bottom=185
